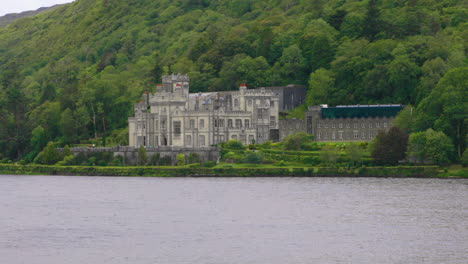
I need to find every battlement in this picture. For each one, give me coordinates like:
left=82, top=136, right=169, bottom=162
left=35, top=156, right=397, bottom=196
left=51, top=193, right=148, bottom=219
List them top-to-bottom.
left=162, top=73, right=190, bottom=83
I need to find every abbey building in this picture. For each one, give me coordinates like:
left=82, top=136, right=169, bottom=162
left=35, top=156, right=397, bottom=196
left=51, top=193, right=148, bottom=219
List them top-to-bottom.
left=128, top=74, right=280, bottom=148
left=129, top=74, right=402, bottom=148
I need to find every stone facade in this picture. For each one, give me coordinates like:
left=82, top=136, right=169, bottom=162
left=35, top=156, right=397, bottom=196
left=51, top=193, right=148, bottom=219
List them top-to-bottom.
left=128, top=74, right=280, bottom=148
left=256, top=85, right=307, bottom=112
left=305, top=104, right=402, bottom=142
left=278, top=119, right=306, bottom=140
left=66, top=146, right=219, bottom=166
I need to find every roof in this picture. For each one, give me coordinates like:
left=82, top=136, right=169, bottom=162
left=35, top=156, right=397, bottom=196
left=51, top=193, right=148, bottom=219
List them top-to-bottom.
left=321, top=104, right=403, bottom=119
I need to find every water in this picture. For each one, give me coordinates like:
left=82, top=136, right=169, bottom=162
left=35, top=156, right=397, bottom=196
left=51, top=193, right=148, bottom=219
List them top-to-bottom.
left=0, top=175, right=467, bottom=264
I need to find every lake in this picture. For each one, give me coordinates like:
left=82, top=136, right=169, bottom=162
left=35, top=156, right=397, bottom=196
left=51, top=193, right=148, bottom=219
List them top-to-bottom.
left=0, top=175, right=467, bottom=264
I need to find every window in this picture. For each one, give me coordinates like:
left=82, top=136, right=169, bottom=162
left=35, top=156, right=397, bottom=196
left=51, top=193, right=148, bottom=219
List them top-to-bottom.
left=234, top=99, right=239, bottom=107
left=248, top=99, right=252, bottom=106
left=270, top=101, right=274, bottom=107
left=270, top=116, right=275, bottom=126
left=190, top=119, right=195, bottom=128
left=199, top=119, right=205, bottom=129
left=219, top=119, right=224, bottom=127
left=228, top=119, right=233, bottom=128
left=235, top=119, right=242, bottom=128
left=245, top=119, right=249, bottom=128
left=161, top=120, right=166, bottom=129
left=173, top=121, right=181, bottom=136
left=318, top=122, right=321, bottom=128
left=376, top=122, right=380, bottom=128
left=383, top=122, right=388, bottom=128
left=324, top=123, right=328, bottom=128
left=332, top=123, right=336, bottom=128
left=339, top=123, right=343, bottom=128
left=346, top=123, right=350, bottom=128
left=354, top=123, right=358, bottom=128
left=361, top=123, right=365, bottom=128
left=369, top=123, right=373, bottom=128
left=332, top=131, right=336, bottom=140
left=338, top=131, right=343, bottom=140
left=354, top=131, right=359, bottom=139
left=318, top=132, right=321, bottom=140
left=324, top=132, right=328, bottom=139
left=362, top=132, right=366, bottom=139
left=186, top=135, right=192, bottom=145
left=199, top=135, right=205, bottom=146
left=219, top=135, right=224, bottom=142
left=231, top=135, right=237, bottom=140
left=240, top=135, right=246, bottom=144
left=249, top=135, right=254, bottom=144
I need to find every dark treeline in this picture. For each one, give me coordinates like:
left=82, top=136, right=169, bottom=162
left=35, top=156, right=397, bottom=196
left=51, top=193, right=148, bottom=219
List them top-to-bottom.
left=0, top=0, right=466, bottom=162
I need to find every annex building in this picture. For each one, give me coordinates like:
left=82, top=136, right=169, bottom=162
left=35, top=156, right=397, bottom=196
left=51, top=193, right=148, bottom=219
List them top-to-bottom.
left=279, top=104, right=402, bottom=141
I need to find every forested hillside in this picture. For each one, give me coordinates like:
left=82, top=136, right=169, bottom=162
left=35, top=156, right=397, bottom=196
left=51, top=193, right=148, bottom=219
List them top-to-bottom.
left=0, top=0, right=466, bottom=162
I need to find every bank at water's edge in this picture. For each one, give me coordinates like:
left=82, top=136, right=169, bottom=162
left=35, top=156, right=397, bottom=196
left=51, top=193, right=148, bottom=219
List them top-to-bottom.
left=1, top=164, right=465, bottom=178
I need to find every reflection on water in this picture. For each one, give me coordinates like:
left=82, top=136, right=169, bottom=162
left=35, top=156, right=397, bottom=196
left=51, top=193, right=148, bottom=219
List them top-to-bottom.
left=0, top=175, right=467, bottom=264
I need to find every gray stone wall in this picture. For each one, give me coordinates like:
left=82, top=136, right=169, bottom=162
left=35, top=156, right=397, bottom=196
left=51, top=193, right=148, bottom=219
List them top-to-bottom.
left=278, top=119, right=306, bottom=140
left=68, top=146, right=219, bottom=166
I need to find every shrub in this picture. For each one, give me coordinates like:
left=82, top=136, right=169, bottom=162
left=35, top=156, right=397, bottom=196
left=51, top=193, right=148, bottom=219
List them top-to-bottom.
left=282, top=132, right=314, bottom=150
left=223, top=139, right=244, bottom=150
left=320, top=145, right=339, bottom=165
left=137, top=146, right=148, bottom=165
left=462, top=150, right=468, bottom=167
left=243, top=152, right=263, bottom=164
left=150, top=153, right=160, bottom=166
left=188, top=153, right=200, bottom=164
left=176, top=154, right=186, bottom=166
left=56, top=155, right=75, bottom=166
left=110, top=155, right=124, bottom=166
left=88, top=156, right=97, bottom=166
left=159, top=156, right=172, bottom=166
left=275, top=160, right=286, bottom=166
left=204, top=161, right=216, bottom=168
left=187, top=163, right=201, bottom=168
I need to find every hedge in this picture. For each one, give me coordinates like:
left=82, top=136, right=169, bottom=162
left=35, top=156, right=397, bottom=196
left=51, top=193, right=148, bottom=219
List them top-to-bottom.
left=0, top=164, right=445, bottom=178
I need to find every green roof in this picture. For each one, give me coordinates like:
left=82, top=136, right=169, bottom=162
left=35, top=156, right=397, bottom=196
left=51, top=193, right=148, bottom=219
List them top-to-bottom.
left=321, top=105, right=402, bottom=119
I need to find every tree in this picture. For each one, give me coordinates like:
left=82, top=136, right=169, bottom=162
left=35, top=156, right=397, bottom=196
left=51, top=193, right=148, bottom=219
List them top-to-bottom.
left=363, top=0, right=382, bottom=41
left=270, top=44, right=307, bottom=85
left=415, top=66, right=467, bottom=158
left=306, top=68, right=335, bottom=106
left=393, top=105, right=415, bottom=133
left=60, top=108, right=77, bottom=144
left=31, top=125, right=48, bottom=153
left=371, top=127, right=408, bottom=165
left=408, top=129, right=455, bottom=165
left=35, top=142, right=61, bottom=165
left=346, top=144, right=365, bottom=166
left=137, top=146, right=147, bottom=166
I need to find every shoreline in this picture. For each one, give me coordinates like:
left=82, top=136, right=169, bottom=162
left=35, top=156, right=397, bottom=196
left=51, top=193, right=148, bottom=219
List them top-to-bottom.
left=1, top=164, right=466, bottom=178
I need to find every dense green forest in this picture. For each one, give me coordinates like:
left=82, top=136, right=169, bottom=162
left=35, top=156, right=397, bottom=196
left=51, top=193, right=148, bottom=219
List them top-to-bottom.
left=0, top=0, right=466, bottom=162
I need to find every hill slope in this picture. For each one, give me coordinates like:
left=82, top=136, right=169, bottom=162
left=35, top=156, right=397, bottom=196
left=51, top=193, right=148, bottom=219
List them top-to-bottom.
left=0, top=0, right=466, bottom=161
left=0, top=5, right=64, bottom=27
